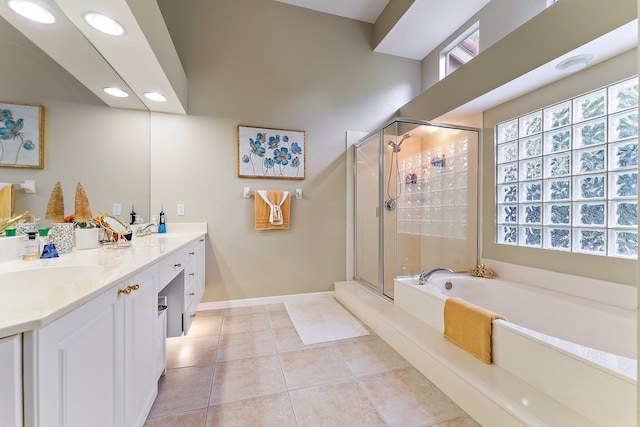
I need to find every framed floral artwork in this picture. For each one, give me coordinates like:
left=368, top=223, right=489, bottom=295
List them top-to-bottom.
left=0, top=101, right=44, bottom=169
left=238, top=125, right=305, bottom=179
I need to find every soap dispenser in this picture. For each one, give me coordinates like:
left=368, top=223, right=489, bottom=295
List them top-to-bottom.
left=158, top=206, right=166, bottom=233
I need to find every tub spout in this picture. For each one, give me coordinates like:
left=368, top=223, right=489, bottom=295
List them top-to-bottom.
left=418, top=267, right=454, bottom=285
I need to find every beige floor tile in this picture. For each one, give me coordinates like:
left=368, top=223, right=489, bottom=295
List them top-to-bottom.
left=266, top=302, right=286, bottom=312
left=223, top=306, right=266, bottom=316
left=196, top=309, right=224, bottom=317
left=268, top=310, right=293, bottom=329
left=221, top=312, right=270, bottom=334
left=185, top=316, right=222, bottom=338
left=272, top=326, right=327, bottom=353
left=216, top=329, right=276, bottom=362
left=166, top=336, right=218, bottom=369
left=336, top=336, right=410, bottom=377
left=279, top=346, right=353, bottom=390
left=210, top=355, right=286, bottom=405
left=148, top=365, right=214, bottom=418
left=359, top=367, right=465, bottom=426
left=289, top=381, right=386, bottom=427
left=205, top=393, right=296, bottom=427
left=144, top=408, right=207, bottom=427
left=432, top=415, right=482, bottom=427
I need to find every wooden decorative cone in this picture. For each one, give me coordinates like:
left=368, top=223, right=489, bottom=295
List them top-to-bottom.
left=45, top=181, right=64, bottom=223
left=74, top=182, right=92, bottom=222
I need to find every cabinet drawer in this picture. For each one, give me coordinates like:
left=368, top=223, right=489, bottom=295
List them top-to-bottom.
left=158, top=252, right=187, bottom=285
left=183, top=279, right=196, bottom=311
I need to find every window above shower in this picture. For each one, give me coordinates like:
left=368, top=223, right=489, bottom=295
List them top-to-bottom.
left=440, top=23, right=479, bottom=79
left=495, top=77, right=638, bottom=258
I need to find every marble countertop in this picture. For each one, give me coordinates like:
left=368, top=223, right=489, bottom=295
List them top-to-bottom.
left=0, top=223, right=207, bottom=337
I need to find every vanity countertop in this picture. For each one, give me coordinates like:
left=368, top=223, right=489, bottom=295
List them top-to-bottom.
left=0, top=223, right=207, bottom=337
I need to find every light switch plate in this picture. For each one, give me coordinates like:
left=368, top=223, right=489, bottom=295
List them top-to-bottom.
left=112, top=203, right=121, bottom=215
left=177, top=204, right=185, bottom=216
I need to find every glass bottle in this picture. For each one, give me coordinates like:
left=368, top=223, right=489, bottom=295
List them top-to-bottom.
left=22, top=231, right=40, bottom=260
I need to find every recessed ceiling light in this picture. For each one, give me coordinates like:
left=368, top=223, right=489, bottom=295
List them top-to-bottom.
left=8, top=0, right=55, bottom=24
left=83, top=12, right=125, bottom=36
left=555, top=54, right=594, bottom=73
left=103, top=87, right=129, bottom=98
left=143, top=92, right=167, bottom=102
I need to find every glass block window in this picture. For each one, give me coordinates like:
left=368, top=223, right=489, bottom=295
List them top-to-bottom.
left=495, top=77, right=638, bottom=258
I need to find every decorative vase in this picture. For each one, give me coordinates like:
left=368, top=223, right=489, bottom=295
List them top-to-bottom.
left=16, top=223, right=39, bottom=236
left=48, top=223, right=75, bottom=254
left=75, top=227, right=99, bottom=250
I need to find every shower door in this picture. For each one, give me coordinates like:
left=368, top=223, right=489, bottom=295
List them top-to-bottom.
left=354, top=118, right=479, bottom=300
left=354, top=132, right=381, bottom=291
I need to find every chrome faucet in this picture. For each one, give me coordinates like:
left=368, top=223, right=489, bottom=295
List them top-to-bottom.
left=136, top=223, right=155, bottom=237
left=418, top=267, right=454, bottom=285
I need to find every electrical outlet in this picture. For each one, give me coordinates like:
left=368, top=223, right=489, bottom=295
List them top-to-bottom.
left=112, top=203, right=121, bottom=215
left=177, top=204, right=185, bottom=216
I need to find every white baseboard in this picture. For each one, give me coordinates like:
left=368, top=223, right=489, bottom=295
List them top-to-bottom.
left=197, top=291, right=335, bottom=311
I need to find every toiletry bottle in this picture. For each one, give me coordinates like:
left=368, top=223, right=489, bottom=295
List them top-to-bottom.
left=129, top=205, right=136, bottom=225
left=158, top=207, right=166, bottom=233
left=22, top=232, right=40, bottom=260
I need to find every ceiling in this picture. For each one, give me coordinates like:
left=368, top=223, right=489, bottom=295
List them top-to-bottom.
left=0, top=0, right=187, bottom=114
left=275, top=0, right=491, bottom=60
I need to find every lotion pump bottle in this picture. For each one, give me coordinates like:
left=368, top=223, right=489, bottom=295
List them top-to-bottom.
left=158, top=206, right=166, bottom=233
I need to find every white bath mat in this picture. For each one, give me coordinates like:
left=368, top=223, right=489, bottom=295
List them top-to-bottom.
left=285, top=298, right=370, bottom=345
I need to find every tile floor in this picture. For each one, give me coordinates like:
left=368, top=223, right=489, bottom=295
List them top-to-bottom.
left=144, top=301, right=480, bottom=427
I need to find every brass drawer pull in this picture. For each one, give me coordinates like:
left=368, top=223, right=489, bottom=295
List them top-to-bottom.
left=199, top=238, right=204, bottom=242
left=189, top=251, right=195, bottom=256
left=174, top=263, right=182, bottom=268
left=189, top=272, right=195, bottom=277
left=117, top=284, right=140, bottom=295
left=189, top=292, right=195, bottom=296
left=190, top=313, right=196, bottom=318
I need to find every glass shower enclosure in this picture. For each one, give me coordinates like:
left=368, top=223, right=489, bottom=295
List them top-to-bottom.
left=354, top=118, right=479, bottom=299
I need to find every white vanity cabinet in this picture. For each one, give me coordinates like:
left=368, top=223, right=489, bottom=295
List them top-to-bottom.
left=158, top=237, right=206, bottom=337
left=23, top=266, right=158, bottom=427
left=0, top=334, right=22, bottom=427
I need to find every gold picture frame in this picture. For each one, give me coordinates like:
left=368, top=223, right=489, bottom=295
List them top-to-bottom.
left=0, top=101, right=44, bottom=169
left=238, top=125, right=305, bottom=179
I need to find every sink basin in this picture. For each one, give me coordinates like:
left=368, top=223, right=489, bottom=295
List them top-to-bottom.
left=1, top=265, right=105, bottom=292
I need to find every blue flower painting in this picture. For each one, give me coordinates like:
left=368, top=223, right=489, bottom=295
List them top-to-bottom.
left=0, top=102, right=43, bottom=168
left=238, top=126, right=305, bottom=179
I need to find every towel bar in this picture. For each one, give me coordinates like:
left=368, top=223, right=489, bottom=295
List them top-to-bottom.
left=11, top=180, right=35, bottom=194
left=243, top=187, right=302, bottom=199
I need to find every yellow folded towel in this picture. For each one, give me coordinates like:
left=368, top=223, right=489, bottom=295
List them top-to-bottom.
left=0, top=183, right=13, bottom=219
left=255, top=190, right=291, bottom=230
left=443, top=297, right=505, bottom=364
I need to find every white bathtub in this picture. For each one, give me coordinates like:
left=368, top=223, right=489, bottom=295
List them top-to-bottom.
left=394, top=274, right=637, bottom=426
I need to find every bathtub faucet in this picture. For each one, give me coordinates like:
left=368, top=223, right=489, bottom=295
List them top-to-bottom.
left=418, top=267, right=454, bottom=285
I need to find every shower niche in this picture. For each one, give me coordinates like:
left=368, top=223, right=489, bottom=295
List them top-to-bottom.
left=354, top=118, right=479, bottom=299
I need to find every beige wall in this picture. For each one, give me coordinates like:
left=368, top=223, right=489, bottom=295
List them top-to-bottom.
left=154, top=0, right=421, bottom=301
left=1, top=1, right=421, bottom=302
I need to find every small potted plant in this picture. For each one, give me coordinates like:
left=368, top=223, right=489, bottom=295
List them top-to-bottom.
left=71, top=182, right=99, bottom=249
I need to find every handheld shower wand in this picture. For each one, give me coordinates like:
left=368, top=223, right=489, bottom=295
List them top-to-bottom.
left=384, top=133, right=412, bottom=210
left=387, top=133, right=411, bottom=152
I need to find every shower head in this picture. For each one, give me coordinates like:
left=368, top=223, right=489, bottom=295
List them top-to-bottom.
left=387, top=133, right=411, bottom=152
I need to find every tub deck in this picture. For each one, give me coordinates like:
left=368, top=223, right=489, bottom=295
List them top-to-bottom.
left=335, top=280, right=635, bottom=427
